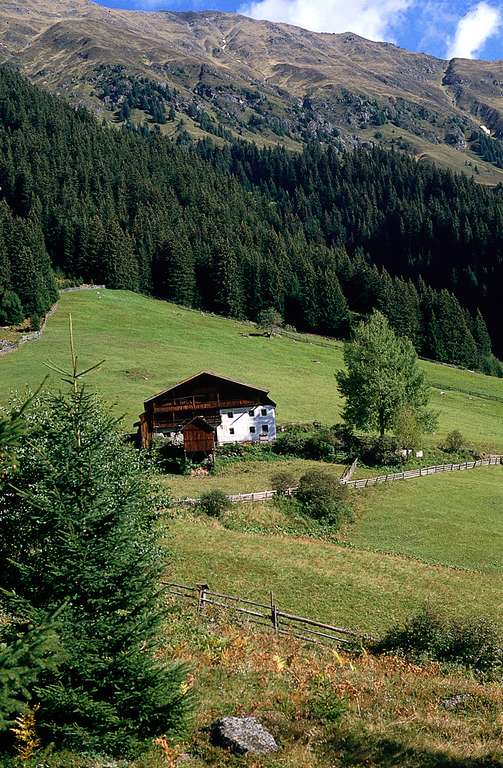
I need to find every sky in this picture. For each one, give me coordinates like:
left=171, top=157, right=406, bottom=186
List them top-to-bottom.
left=96, top=0, right=503, bottom=59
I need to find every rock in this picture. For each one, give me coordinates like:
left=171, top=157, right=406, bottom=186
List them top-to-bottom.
left=442, top=693, right=472, bottom=710
left=210, top=716, right=279, bottom=755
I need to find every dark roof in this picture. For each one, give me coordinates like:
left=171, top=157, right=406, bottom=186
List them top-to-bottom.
left=143, top=370, right=272, bottom=405
left=181, top=416, right=215, bottom=433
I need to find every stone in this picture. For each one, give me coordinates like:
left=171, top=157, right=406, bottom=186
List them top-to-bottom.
left=442, top=693, right=472, bottom=710
left=210, top=716, right=279, bottom=755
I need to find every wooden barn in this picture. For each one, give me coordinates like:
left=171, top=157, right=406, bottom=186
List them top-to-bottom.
left=137, top=371, right=277, bottom=456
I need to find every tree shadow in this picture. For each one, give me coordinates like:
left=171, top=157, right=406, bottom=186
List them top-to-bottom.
left=326, top=730, right=503, bottom=768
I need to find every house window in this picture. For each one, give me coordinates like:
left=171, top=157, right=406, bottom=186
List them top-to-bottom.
left=261, top=408, right=267, bottom=416
left=248, top=409, right=255, bottom=416
left=227, top=412, right=234, bottom=418
left=261, top=424, right=269, bottom=434
left=250, top=426, right=256, bottom=434
left=229, top=427, right=235, bottom=435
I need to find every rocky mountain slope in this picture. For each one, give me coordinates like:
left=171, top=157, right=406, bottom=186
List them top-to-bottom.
left=2, top=0, right=503, bottom=180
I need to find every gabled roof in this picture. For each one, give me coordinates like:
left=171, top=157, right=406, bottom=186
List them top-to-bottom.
left=143, top=370, right=272, bottom=405
left=181, top=416, right=215, bottom=433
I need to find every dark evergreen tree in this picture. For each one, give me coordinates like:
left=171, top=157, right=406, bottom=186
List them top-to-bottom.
left=0, top=385, right=192, bottom=757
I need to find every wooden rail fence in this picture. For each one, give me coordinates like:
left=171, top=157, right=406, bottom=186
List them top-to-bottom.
left=173, top=456, right=501, bottom=505
left=344, top=456, right=501, bottom=489
left=164, top=582, right=373, bottom=647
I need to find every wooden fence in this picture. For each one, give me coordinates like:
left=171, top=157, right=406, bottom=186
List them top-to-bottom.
left=173, top=456, right=501, bottom=505
left=344, top=456, right=501, bottom=489
left=340, top=457, right=359, bottom=484
left=164, top=582, right=373, bottom=647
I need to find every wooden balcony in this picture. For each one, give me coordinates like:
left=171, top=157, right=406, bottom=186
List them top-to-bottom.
left=153, top=398, right=256, bottom=414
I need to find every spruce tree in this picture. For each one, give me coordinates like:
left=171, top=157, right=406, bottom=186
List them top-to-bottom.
left=0, top=350, right=192, bottom=756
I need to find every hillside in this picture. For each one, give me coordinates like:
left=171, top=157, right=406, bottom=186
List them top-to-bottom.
left=2, top=0, right=503, bottom=182
left=2, top=64, right=503, bottom=365
left=3, top=289, right=503, bottom=450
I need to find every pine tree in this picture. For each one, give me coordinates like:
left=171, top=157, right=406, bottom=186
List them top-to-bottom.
left=317, top=268, right=351, bottom=337
left=0, top=289, right=24, bottom=325
left=472, top=309, right=492, bottom=361
left=0, top=354, right=192, bottom=755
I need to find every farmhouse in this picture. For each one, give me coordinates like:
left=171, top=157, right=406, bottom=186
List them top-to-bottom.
left=137, top=371, right=277, bottom=455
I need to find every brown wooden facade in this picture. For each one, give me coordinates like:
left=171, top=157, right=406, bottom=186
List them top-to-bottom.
left=137, top=371, right=276, bottom=453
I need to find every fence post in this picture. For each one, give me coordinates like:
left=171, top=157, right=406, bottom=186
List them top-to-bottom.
left=197, top=583, right=209, bottom=614
left=270, top=590, right=279, bottom=634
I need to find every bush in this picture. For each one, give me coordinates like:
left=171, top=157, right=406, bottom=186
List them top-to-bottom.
left=0, top=290, right=24, bottom=326
left=30, top=313, right=41, bottom=332
left=442, top=430, right=465, bottom=453
left=273, top=431, right=307, bottom=456
left=304, top=433, right=337, bottom=461
left=359, top=435, right=400, bottom=466
left=296, top=469, right=352, bottom=528
left=270, top=470, right=296, bottom=495
left=198, top=489, right=232, bottom=518
left=373, top=607, right=502, bottom=676
left=305, top=675, right=347, bottom=724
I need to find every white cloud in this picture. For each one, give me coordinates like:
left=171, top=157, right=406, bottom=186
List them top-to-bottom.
left=239, top=0, right=413, bottom=41
left=447, top=1, right=501, bottom=58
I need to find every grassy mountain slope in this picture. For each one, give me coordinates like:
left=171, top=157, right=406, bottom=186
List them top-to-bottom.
left=3, top=0, right=503, bottom=181
left=2, top=289, right=503, bottom=450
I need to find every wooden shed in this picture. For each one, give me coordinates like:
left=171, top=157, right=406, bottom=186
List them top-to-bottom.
left=181, top=417, right=215, bottom=455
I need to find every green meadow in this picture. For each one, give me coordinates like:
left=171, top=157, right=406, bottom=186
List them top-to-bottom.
left=2, top=289, right=503, bottom=451
left=2, top=289, right=502, bottom=632
left=166, top=465, right=503, bottom=633
left=352, top=466, right=503, bottom=574
left=167, top=515, right=502, bottom=635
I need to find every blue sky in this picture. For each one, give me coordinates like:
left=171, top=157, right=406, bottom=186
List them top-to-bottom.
left=96, top=0, right=503, bottom=59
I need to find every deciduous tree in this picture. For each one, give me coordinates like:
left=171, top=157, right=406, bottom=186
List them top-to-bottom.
left=336, top=311, right=432, bottom=437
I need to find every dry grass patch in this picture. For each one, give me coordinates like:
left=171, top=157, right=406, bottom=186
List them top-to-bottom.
left=145, top=609, right=503, bottom=767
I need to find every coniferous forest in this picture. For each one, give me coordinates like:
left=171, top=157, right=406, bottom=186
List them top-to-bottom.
left=1, top=65, right=502, bottom=373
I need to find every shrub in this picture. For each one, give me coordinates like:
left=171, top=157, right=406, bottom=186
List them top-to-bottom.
left=0, top=290, right=24, bottom=326
left=30, top=313, right=41, bottom=332
left=394, top=405, right=422, bottom=451
left=442, top=430, right=465, bottom=453
left=273, top=431, right=307, bottom=456
left=304, top=433, right=337, bottom=461
left=359, top=435, right=400, bottom=466
left=217, top=442, right=245, bottom=459
left=296, top=469, right=352, bottom=528
left=270, top=470, right=296, bottom=495
left=198, top=489, right=232, bottom=518
left=374, top=607, right=502, bottom=676
left=305, top=675, right=347, bottom=725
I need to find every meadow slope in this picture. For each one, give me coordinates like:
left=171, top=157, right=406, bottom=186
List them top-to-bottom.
left=2, top=289, right=503, bottom=450
left=2, top=289, right=502, bottom=632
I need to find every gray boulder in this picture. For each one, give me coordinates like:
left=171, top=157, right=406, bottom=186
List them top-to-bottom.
left=442, top=693, right=472, bottom=710
left=210, top=716, right=279, bottom=755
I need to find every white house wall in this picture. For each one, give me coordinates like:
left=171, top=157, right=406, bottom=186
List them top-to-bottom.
left=217, top=406, right=276, bottom=444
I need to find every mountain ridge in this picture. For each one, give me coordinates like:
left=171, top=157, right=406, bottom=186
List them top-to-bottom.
left=2, top=0, right=503, bottom=182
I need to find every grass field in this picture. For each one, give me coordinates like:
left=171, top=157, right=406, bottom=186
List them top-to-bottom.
left=2, top=289, right=503, bottom=452
left=164, top=458, right=348, bottom=497
left=166, top=465, right=503, bottom=633
left=352, top=466, right=503, bottom=574
left=167, top=515, right=502, bottom=634
left=152, top=611, right=503, bottom=768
